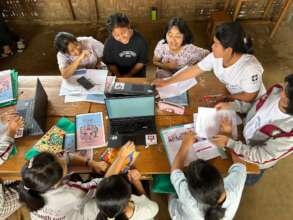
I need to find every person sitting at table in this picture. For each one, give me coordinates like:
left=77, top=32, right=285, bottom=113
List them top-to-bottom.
left=103, top=13, right=148, bottom=77
left=153, top=17, right=209, bottom=78
left=153, top=22, right=265, bottom=104
left=54, top=32, right=104, bottom=79
left=212, top=73, right=293, bottom=185
left=0, top=110, right=24, bottom=165
left=169, top=132, right=247, bottom=220
left=18, top=141, right=135, bottom=220
left=95, top=169, right=159, bottom=220
left=0, top=180, right=21, bottom=219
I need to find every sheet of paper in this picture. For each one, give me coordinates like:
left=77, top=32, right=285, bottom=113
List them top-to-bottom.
left=157, top=66, right=197, bottom=99
left=59, top=69, right=108, bottom=96
left=64, top=94, right=106, bottom=104
left=195, top=107, right=238, bottom=139
left=192, top=140, right=223, bottom=161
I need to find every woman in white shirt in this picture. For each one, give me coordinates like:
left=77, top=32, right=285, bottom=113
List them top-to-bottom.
left=153, top=22, right=265, bottom=103
left=54, top=32, right=104, bottom=79
left=169, top=132, right=247, bottom=220
left=18, top=152, right=108, bottom=220
left=95, top=170, right=159, bottom=220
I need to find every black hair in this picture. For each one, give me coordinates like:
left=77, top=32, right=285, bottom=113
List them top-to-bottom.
left=106, top=13, right=130, bottom=33
left=163, top=17, right=193, bottom=45
left=215, top=22, right=254, bottom=54
left=54, top=32, right=77, bottom=54
left=284, top=74, right=293, bottom=115
left=19, top=152, right=63, bottom=212
left=185, top=159, right=226, bottom=220
left=96, top=175, right=131, bottom=220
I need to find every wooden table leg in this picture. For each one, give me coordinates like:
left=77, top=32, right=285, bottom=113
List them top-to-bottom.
left=270, top=0, right=293, bottom=38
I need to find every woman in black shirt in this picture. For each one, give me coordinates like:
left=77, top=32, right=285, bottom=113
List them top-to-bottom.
left=103, top=13, right=148, bottom=77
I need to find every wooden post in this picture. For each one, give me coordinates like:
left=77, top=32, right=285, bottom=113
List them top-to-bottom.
left=67, top=0, right=76, bottom=20
left=87, top=0, right=98, bottom=23
left=224, top=0, right=231, bottom=10
left=233, top=0, right=245, bottom=21
left=264, top=0, right=275, bottom=18
left=270, top=0, right=293, bottom=38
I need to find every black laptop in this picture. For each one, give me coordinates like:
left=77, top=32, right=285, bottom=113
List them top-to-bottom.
left=16, top=78, right=48, bottom=136
left=108, top=82, right=155, bottom=96
left=105, top=95, right=157, bottom=147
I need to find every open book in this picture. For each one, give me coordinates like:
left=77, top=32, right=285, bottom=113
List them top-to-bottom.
left=160, top=123, right=225, bottom=166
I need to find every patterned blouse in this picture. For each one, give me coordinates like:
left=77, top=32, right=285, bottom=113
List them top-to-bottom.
left=154, top=39, right=209, bottom=78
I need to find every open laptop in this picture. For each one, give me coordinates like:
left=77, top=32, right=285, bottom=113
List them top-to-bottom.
left=16, top=78, right=48, bottom=136
left=108, top=82, right=155, bottom=96
left=105, top=95, right=157, bottom=147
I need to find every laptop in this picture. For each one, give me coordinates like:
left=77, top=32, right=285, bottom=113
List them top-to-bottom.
left=16, top=78, right=48, bottom=136
left=108, top=82, right=155, bottom=96
left=105, top=95, right=157, bottom=147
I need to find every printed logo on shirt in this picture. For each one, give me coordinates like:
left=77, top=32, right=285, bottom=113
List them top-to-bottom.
left=119, top=51, right=137, bottom=58
left=252, top=74, right=259, bottom=82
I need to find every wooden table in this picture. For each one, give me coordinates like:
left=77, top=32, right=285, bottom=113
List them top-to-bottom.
left=0, top=75, right=259, bottom=180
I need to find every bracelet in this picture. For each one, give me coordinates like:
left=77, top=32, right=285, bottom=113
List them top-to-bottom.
left=85, top=159, right=90, bottom=167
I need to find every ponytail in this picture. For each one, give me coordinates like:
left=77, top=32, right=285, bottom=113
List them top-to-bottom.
left=215, top=22, right=254, bottom=54
left=19, top=152, right=63, bottom=212
left=96, top=175, right=131, bottom=220
left=18, top=182, right=45, bottom=211
left=205, top=204, right=226, bottom=220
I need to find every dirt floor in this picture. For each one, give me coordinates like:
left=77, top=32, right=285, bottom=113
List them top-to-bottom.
left=3, top=20, right=293, bottom=220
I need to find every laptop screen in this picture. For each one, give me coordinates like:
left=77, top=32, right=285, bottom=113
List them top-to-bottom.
left=106, top=96, right=155, bottom=119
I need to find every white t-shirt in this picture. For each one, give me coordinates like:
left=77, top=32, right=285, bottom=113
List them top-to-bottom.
left=57, top=36, right=104, bottom=70
left=198, top=53, right=266, bottom=98
left=243, top=97, right=290, bottom=143
left=169, top=164, right=247, bottom=220
left=30, top=178, right=101, bottom=220
left=129, top=194, right=159, bottom=220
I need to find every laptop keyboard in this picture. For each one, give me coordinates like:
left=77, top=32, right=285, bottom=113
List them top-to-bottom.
left=132, top=84, right=145, bottom=92
left=111, top=118, right=155, bottom=134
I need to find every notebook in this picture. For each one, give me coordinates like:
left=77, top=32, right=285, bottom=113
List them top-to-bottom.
left=76, top=112, right=106, bottom=150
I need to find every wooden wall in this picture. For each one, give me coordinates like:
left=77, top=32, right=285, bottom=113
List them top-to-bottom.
left=0, top=0, right=291, bottom=24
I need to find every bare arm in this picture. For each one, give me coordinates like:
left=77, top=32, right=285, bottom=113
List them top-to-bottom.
left=60, top=50, right=89, bottom=79
left=153, top=56, right=174, bottom=71
left=126, top=63, right=145, bottom=77
left=153, top=64, right=204, bottom=87
left=108, top=65, right=122, bottom=77
left=228, top=91, right=258, bottom=103
left=171, top=132, right=196, bottom=172
left=105, top=141, right=135, bottom=177
left=128, top=169, right=146, bottom=195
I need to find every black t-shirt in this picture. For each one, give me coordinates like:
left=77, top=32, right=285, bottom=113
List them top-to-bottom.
left=103, top=31, right=148, bottom=77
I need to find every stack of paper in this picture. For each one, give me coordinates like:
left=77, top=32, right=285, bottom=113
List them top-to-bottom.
left=157, top=66, right=197, bottom=99
left=60, top=69, right=115, bottom=104
left=194, top=107, right=238, bottom=139
left=160, top=123, right=224, bottom=166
